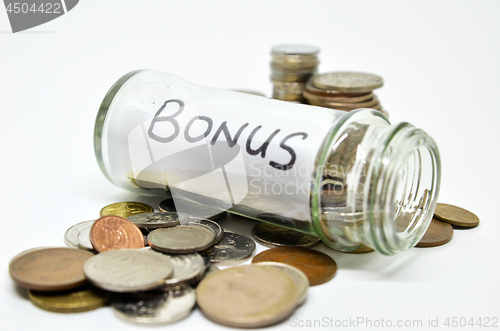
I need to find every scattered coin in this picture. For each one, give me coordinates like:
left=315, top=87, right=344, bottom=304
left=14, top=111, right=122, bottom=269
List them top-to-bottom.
left=313, top=72, right=384, bottom=93
left=159, top=198, right=226, bottom=221
left=100, top=201, right=153, bottom=218
left=434, top=203, right=479, bottom=228
left=127, top=211, right=181, bottom=229
left=90, top=215, right=145, bottom=252
left=188, top=218, right=224, bottom=244
left=416, top=218, right=453, bottom=248
left=64, top=220, right=95, bottom=249
left=251, top=222, right=321, bottom=248
left=147, top=224, right=217, bottom=254
left=77, top=226, right=94, bottom=251
left=203, top=231, right=256, bottom=265
left=8, top=246, right=55, bottom=266
left=9, top=247, right=94, bottom=291
left=252, top=247, right=337, bottom=286
left=84, top=249, right=173, bottom=292
left=162, top=253, right=205, bottom=288
left=254, top=262, right=309, bottom=306
left=197, top=264, right=300, bottom=328
left=28, top=285, right=110, bottom=313
left=112, top=286, right=196, bottom=325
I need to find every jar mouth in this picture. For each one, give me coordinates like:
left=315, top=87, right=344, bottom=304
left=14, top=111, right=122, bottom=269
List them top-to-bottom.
left=366, top=123, right=441, bottom=255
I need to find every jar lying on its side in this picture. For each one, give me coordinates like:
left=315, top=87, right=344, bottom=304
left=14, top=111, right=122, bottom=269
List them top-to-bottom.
left=94, top=70, right=441, bottom=255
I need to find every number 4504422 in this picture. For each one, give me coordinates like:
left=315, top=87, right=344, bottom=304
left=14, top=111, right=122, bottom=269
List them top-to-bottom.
left=5, top=2, right=62, bottom=14
left=444, top=317, right=498, bottom=328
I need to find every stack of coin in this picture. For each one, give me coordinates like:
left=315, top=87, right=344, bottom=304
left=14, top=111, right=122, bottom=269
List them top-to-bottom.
left=270, top=44, right=320, bottom=103
left=304, top=72, right=388, bottom=117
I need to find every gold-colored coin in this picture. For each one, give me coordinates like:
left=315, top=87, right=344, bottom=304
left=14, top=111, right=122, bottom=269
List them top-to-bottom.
left=99, top=201, right=153, bottom=218
left=434, top=203, right=479, bottom=228
left=335, top=244, right=375, bottom=254
left=197, top=264, right=299, bottom=328
left=28, top=285, right=110, bottom=313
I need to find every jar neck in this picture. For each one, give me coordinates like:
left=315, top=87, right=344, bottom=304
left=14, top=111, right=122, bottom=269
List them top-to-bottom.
left=315, top=110, right=441, bottom=255
left=359, top=122, right=441, bottom=255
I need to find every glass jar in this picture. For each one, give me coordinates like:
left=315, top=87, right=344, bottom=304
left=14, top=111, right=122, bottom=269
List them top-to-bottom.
left=94, top=70, right=441, bottom=255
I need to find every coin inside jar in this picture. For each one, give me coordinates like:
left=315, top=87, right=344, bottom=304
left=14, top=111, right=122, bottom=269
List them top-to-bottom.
left=159, top=198, right=226, bottom=221
left=90, top=215, right=145, bottom=252
left=251, top=222, right=321, bottom=248
left=147, top=224, right=217, bottom=254
left=9, top=247, right=94, bottom=291
left=84, top=249, right=173, bottom=292
left=196, top=264, right=300, bottom=328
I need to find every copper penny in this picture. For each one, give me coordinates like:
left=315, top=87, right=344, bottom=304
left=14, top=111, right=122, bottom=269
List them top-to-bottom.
left=434, top=203, right=479, bottom=228
left=90, top=215, right=145, bottom=252
left=416, top=218, right=453, bottom=248
left=9, top=247, right=94, bottom=291
left=252, top=247, right=337, bottom=286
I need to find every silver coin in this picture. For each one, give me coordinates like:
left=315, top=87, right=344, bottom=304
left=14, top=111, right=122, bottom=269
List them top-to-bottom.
left=271, top=44, right=320, bottom=55
left=313, top=72, right=384, bottom=93
left=159, top=199, right=226, bottom=221
left=127, top=212, right=181, bottom=229
left=188, top=218, right=224, bottom=244
left=64, top=220, right=95, bottom=248
left=251, top=222, right=321, bottom=248
left=147, top=224, right=217, bottom=254
left=77, top=226, right=94, bottom=251
left=204, top=231, right=256, bottom=265
left=84, top=249, right=173, bottom=292
left=162, top=253, right=205, bottom=288
left=254, top=262, right=309, bottom=306
left=112, top=286, right=196, bottom=325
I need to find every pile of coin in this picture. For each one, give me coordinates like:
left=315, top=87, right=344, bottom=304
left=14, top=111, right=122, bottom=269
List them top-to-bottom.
left=270, top=44, right=320, bottom=103
left=304, top=72, right=388, bottom=117
left=8, top=198, right=479, bottom=326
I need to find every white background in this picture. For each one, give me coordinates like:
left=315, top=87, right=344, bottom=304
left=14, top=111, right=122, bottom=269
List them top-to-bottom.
left=1, top=1, right=499, bottom=330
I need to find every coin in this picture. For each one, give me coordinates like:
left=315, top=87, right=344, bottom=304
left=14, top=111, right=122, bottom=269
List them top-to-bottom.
left=272, top=44, right=320, bottom=56
left=313, top=72, right=384, bottom=93
left=305, top=78, right=369, bottom=97
left=303, top=90, right=374, bottom=103
left=159, top=198, right=226, bottom=221
left=100, top=201, right=153, bottom=218
left=434, top=203, right=479, bottom=228
left=127, top=212, right=181, bottom=229
left=90, top=215, right=145, bottom=252
left=188, top=218, right=224, bottom=244
left=415, top=218, right=453, bottom=248
left=64, top=220, right=95, bottom=249
left=251, top=222, right=321, bottom=248
left=147, top=224, right=217, bottom=254
left=77, top=226, right=94, bottom=251
left=203, top=231, right=256, bottom=264
left=338, top=244, right=375, bottom=254
left=8, top=246, right=55, bottom=266
left=9, top=247, right=94, bottom=291
left=252, top=247, right=337, bottom=286
left=84, top=249, right=173, bottom=292
left=162, top=253, right=205, bottom=288
left=254, top=262, right=309, bottom=306
left=197, top=265, right=299, bottom=328
left=28, top=285, right=110, bottom=313
left=112, top=286, right=196, bottom=325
